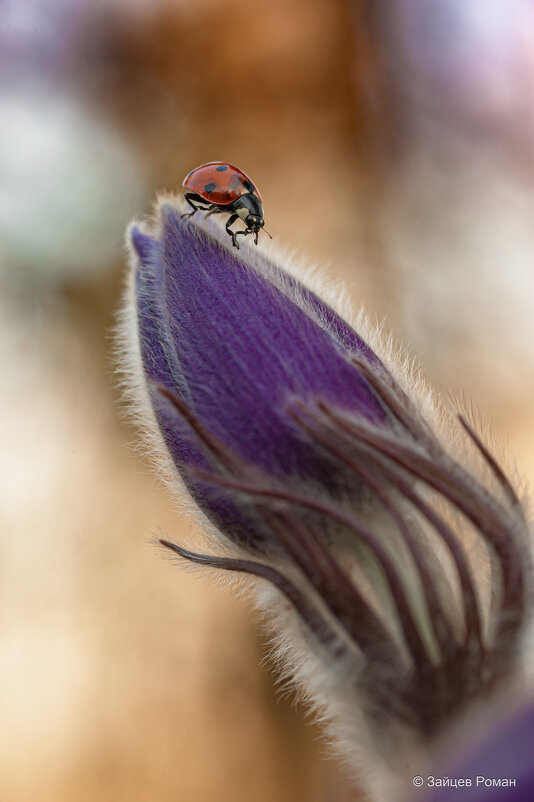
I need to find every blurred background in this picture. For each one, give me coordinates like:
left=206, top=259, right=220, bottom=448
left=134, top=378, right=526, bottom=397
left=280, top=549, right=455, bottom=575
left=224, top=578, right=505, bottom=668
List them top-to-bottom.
left=1, top=1, right=534, bottom=800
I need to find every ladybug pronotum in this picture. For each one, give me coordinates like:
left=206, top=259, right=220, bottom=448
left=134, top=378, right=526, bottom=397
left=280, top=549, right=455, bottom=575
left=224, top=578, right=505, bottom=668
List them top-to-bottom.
left=182, top=161, right=267, bottom=249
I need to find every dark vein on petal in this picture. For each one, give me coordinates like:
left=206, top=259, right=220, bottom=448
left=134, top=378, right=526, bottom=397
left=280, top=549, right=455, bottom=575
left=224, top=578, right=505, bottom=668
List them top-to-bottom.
left=289, top=402, right=456, bottom=659
left=319, top=403, right=526, bottom=644
left=458, top=414, right=525, bottom=516
left=193, top=468, right=432, bottom=667
left=159, top=539, right=342, bottom=650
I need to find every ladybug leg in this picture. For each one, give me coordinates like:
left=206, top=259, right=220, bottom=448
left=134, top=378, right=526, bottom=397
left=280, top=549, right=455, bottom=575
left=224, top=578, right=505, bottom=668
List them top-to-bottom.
left=182, top=192, right=209, bottom=218
left=205, top=205, right=225, bottom=218
left=225, top=214, right=241, bottom=248
left=234, top=229, right=251, bottom=247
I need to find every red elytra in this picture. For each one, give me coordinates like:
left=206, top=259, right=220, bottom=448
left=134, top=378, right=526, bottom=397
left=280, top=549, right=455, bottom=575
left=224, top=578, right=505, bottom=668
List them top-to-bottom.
left=182, top=161, right=262, bottom=206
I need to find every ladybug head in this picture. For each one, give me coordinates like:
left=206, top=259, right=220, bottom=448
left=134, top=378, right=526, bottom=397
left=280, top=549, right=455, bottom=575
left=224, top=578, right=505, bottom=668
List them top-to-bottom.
left=246, top=213, right=264, bottom=231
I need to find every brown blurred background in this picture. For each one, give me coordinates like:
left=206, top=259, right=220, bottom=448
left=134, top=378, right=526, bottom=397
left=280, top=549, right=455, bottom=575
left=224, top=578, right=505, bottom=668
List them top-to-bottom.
left=1, top=1, right=534, bottom=800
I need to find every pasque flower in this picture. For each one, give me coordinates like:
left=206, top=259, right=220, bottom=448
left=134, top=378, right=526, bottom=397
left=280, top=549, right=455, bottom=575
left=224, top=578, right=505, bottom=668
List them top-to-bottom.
left=121, top=198, right=533, bottom=799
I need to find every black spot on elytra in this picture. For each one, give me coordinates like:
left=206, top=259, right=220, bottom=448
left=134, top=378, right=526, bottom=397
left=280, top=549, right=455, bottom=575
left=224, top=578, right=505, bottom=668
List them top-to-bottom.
left=216, top=165, right=228, bottom=172
left=242, top=180, right=254, bottom=193
left=204, top=182, right=216, bottom=194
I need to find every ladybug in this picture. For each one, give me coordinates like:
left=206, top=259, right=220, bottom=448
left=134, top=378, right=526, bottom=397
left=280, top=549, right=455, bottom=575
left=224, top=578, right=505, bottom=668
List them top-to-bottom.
left=182, top=161, right=269, bottom=249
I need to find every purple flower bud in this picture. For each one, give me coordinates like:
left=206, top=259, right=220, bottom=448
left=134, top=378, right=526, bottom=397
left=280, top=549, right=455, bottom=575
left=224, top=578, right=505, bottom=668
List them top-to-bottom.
left=122, top=198, right=533, bottom=795
left=131, top=203, right=385, bottom=535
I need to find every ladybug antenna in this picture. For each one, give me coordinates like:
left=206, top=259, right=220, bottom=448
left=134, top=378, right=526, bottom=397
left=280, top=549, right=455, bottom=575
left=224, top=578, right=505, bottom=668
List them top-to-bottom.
left=263, top=228, right=273, bottom=240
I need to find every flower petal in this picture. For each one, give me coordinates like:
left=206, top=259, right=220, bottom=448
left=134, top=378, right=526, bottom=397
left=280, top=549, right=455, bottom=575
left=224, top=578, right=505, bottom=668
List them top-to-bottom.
left=133, top=204, right=384, bottom=486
